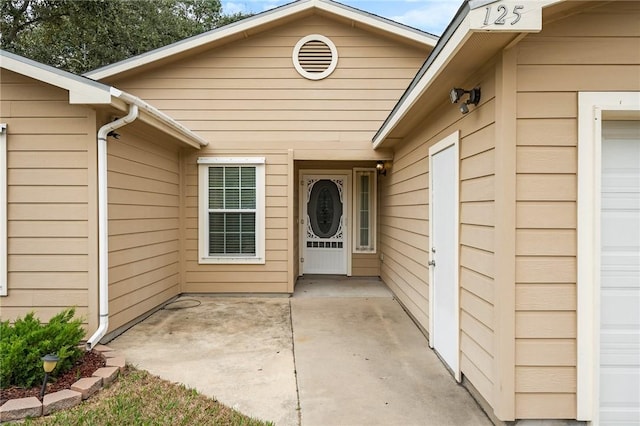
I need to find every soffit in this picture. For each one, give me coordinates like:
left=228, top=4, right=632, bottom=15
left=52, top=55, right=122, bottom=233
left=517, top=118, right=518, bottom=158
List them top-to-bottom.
left=382, top=31, right=517, bottom=146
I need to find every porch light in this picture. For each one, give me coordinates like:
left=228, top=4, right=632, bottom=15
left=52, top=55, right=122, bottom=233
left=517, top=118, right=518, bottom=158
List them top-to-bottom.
left=450, top=87, right=481, bottom=114
left=376, top=161, right=387, bottom=176
left=40, top=353, right=59, bottom=400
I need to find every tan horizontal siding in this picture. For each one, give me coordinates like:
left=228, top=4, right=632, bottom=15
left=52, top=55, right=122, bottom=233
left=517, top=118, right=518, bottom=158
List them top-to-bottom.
left=511, top=4, right=640, bottom=414
left=112, top=15, right=428, bottom=155
left=518, top=37, right=640, bottom=65
left=378, top=63, right=498, bottom=408
left=518, top=65, right=640, bottom=92
left=1, top=69, right=94, bottom=327
left=130, top=78, right=412, bottom=91
left=459, top=105, right=496, bottom=409
left=516, top=119, right=576, bottom=146
left=107, top=130, right=181, bottom=331
left=379, top=133, right=429, bottom=328
left=182, top=151, right=290, bottom=293
left=352, top=253, right=380, bottom=276
left=0, top=307, right=90, bottom=324
left=515, top=339, right=575, bottom=366
left=461, top=353, right=493, bottom=405
left=516, top=366, right=576, bottom=393
left=515, top=393, right=576, bottom=419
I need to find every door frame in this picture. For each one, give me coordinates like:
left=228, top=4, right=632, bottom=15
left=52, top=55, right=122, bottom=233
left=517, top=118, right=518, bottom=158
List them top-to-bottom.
left=577, top=91, right=640, bottom=422
left=428, top=131, right=460, bottom=381
left=299, top=169, right=352, bottom=276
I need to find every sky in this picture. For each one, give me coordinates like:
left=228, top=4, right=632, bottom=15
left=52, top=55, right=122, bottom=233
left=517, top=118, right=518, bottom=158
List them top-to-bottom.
left=222, top=0, right=463, bottom=36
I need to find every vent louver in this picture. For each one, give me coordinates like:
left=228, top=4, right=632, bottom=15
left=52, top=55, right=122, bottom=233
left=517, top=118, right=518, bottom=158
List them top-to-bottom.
left=293, top=35, right=338, bottom=80
left=298, top=40, right=332, bottom=73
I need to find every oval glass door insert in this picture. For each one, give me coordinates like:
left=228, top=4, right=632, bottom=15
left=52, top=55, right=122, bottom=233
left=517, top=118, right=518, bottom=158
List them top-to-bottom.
left=308, top=179, right=342, bottom=238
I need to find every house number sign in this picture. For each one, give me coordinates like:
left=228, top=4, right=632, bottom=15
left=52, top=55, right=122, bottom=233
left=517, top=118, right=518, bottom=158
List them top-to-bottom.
left=469, top=1, right=542, bottom=32
left=483, top=4, right=524, bottom=26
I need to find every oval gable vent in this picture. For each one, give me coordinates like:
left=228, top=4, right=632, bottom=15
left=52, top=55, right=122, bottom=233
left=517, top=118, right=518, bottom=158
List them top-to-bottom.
left=293, top=35, right=338, bottom=80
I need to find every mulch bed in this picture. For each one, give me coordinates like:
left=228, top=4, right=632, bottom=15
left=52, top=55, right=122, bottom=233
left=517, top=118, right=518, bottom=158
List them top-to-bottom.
left=0, top=351, right=106, bottom=405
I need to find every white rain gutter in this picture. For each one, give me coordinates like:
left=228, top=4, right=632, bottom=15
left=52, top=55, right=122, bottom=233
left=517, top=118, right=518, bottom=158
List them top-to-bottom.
left=110, top=88, right=208, bottom=147
left=86, top=103, right=139, bottom=350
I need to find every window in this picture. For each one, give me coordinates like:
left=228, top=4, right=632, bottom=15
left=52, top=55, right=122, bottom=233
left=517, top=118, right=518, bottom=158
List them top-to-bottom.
left=1, top=124, right=6, bottom=296
left=198, top=157, right=265, bottom=264
left=353, top=168, right=376, bottom=253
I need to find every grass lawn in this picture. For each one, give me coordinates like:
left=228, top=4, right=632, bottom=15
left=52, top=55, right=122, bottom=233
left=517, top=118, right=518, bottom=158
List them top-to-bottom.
left=19, top=367, right=273, bottom=426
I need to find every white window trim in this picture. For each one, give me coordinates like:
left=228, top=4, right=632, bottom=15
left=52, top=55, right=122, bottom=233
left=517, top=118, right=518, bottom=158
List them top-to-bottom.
left=577, top=92, right=640, bottom=422
left=1, top=124, right=6, bottom=296
left=197, top=157, right=265, bottom=264
left=352, top=168, right=377, bottom=254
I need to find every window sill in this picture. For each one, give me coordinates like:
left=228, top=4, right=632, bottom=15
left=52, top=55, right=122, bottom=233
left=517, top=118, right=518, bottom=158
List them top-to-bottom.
left=198, top=257, right=265, bottom=265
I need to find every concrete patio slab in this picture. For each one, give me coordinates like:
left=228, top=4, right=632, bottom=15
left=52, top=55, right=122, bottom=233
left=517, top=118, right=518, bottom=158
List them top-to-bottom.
left=290, top=275, right=490, bottom=426
left=294, top=275, right=392, bottom=298
left=106, top=278, right=491, bottom=426
left=108, top=297, right=298, bottom=426
left=291, top=297, right=491, bottom=426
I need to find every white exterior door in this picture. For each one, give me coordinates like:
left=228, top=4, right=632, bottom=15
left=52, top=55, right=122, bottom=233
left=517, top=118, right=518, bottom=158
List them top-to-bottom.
left=599, top=120, right=640, bottom=424
left=429, top=133, right=459, bottom=378
left=302, top=174, right=348, bottom=274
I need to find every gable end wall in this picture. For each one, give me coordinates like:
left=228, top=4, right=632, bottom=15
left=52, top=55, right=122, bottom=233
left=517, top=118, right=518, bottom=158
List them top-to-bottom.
left=109, top=15, right=427, bottom=293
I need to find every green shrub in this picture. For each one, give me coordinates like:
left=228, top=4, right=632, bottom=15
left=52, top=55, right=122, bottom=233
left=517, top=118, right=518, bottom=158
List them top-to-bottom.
left=0, top=308, right=85, bottom=388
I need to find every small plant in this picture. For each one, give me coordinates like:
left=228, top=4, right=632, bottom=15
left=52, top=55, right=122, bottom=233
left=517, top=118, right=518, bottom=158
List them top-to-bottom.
left=0, top=308, right=85, bottom=389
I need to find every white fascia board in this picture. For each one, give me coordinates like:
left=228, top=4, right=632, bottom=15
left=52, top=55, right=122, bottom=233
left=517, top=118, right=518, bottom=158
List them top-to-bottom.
left=86, top=0, right=436, bottom=80
left=315, top=0, right=437, bottom=46
left=373, top=0, right=558, bottom=148
left=85, top=1, right=320, bottom=80
left=372, top=19, right=472, bottom=149
left=1, top=51, right=112, bottom=104
left=68, top=87, right=112, bottom=104
left=110, top=87, right=209, bottom=147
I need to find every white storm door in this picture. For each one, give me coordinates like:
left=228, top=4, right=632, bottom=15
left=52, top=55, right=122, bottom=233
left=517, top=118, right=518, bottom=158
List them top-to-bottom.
left=599, top=120, right=640, bottom=424
left=429, top=133, right=459, bottom=378
left=302, top=175, right=348, bottom=274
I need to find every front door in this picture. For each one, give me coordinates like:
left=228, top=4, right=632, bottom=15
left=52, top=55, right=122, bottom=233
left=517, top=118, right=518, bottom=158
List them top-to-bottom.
left=429, top=132, right=459, bottom=379
left=302, top=174, right=348, bottom=274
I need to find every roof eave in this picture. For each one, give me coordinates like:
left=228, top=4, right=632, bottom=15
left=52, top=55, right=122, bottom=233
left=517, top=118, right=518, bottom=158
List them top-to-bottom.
left=85, top=0, right=437, bottom=81
left=315, top=0, right=438, bottom=45
left=373, top=0, right=562, bottom=149
left=1, top=49, right=112, bottom=104
left=0, top=50, right=207, bottom=149
left=109, top=88, right=208, bottom=148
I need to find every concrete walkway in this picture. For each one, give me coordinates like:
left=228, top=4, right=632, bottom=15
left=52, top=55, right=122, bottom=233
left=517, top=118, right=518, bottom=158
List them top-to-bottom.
left=108, top=276, right=491, bottom=426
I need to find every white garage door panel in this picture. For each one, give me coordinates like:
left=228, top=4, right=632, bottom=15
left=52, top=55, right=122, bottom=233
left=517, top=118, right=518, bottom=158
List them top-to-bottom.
left=600, top=120, right=640, bottom=425
left=601, top=288, right=640, bottom=326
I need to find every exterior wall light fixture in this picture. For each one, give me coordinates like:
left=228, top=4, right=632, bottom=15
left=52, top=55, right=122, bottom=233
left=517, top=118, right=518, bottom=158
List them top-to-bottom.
left=450, top=87, right=481, bottom=114
left=376, top=161, right=387, bottom=176
left=40, top=353, right=59, bottom=400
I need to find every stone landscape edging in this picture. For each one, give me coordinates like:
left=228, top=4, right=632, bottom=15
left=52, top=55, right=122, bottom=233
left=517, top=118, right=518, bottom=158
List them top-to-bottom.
left=0, top=345, right=125, bottom=423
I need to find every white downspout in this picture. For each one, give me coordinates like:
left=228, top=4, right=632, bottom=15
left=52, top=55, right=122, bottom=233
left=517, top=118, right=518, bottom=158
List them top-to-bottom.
left=86, top=104, right=139, bottom=350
